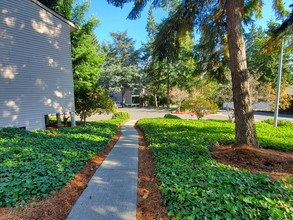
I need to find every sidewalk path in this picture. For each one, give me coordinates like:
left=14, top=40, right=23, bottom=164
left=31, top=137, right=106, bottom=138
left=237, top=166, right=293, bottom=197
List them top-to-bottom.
left=67, top=120, right=138, bottom=220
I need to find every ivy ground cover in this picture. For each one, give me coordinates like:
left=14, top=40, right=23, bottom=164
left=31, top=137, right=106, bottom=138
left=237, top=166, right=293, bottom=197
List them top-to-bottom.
left=137, top=118, right=293, bottom=219
left=0, top=119, right=124, bottom=207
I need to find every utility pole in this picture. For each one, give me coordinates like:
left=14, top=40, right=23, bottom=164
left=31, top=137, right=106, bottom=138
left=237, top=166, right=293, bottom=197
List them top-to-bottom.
left=273, top=39, right=285, bottom=127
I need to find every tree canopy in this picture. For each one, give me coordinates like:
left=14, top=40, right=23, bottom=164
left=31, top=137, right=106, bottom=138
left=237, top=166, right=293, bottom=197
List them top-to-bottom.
left=107, top=0, right=289, bottom=147
left=98, top=31, right=141, bottom=105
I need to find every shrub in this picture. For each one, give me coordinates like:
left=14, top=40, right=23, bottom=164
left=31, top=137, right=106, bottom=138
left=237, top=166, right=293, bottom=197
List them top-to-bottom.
left=159, top=96, right=168, bottom=107
left=181, top=97, right=219, bottom=119
left=111, top=111, right=130, bottom=120
left=164, top=114, right=182, bottom=119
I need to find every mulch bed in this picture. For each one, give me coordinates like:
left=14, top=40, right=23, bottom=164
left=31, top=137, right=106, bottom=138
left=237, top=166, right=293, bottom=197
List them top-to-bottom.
left=135, top=125, right=169, bottom=220
left=211, top=144, right=293, bottom=180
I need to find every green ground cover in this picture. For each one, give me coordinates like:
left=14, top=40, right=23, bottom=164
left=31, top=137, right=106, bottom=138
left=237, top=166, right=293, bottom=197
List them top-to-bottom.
left=137, top=118, right=293, bottom=219
left=0, top=119, right=124, bottom=207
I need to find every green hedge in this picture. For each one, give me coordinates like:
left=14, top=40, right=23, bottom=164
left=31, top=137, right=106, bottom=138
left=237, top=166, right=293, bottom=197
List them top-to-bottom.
left=111, top=111, right=130, bottom=120
left=164, top=114, right=182, bottom=119
left=0, top=119, right=124, bottom=207
left=137, top=119, right=293, bottom=219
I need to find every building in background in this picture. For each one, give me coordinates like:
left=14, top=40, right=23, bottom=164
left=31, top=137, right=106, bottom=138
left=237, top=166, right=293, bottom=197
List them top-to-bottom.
left=111, top=87, right=148, bottom=107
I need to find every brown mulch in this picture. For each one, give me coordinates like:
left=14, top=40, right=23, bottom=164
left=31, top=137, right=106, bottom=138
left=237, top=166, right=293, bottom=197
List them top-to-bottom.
left=0, top=123, right=169, bottom=220
left=0, top=125, right=122, bottom=220
left=135, top=125, right=169, bottom=220
left=211, top=144, right=293, bottom=180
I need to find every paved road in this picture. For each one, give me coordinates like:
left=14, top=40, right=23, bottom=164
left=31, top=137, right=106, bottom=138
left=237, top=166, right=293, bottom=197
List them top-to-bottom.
left=83, top=108, right=293, bottom=122
left=84, top=108, right=170, bottom=121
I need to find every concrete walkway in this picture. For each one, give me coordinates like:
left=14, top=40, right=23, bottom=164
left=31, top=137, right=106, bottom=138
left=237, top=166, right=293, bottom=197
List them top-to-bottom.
left=67, top=120, right=139, bottom=220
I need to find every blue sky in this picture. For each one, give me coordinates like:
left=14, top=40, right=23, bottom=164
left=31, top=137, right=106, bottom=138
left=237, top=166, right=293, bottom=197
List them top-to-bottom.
left=88, top=0, right=292, bottom=49
left=88, top=1, right=166, bottom=48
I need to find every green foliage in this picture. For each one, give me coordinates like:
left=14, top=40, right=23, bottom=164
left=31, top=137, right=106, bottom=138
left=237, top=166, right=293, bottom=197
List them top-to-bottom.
left=38, top=0, right=74, bottom=19
left=70, top=1, right=108, bottom=122
left=146, top=5, right=157, bottom=41
left=142, top=6, right=197, bottom=109
left=246, top=24, right=293, bottom=86
left=98, top=31, right=140, bottom=100
left=76, top=87, right=115, bottom=123
left=140, top=94, right=167, bottom=107
left=159, top=96, right=168, bottom=107
left=181, top=97, right=219, bottom=119
left=111, top=112, right=130, bottom=120
left=164, top=114, right=181, bottom=119
left=137, top=118, right=293, bottom=219
left=0, top=119, right=125, bottom=207
left=263, top=119, right=293, bottom=127
left=256, top=121, right=293, bottom=151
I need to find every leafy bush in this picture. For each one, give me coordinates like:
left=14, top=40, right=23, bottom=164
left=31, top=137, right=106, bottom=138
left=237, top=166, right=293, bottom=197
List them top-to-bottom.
left=76, top=87, right=116, bottom=123
left=159, top=96, right=168, bottom=107
left=181, top=97, right=219, bottom=119
left=111, top=111, right=130, bottom=120
left=164, top=114, right=182, bottom=119
left=0, top=119, right=124, bottom=207
left=137, top=119, right=293, bottom=219
left=263, top=119, right=293, bottom=127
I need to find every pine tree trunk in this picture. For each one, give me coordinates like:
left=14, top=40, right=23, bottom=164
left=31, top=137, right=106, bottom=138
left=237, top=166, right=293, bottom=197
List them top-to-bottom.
left=226, top=0, right=259, bottom=147
left=166, top=73, right=170, bottom=108
left=154, top=92, right=158, bottom=107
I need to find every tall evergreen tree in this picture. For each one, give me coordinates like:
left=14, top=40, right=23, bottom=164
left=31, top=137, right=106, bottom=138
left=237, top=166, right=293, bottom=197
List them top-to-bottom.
left=38, top=0, right=74, bottom=19
left=107, top=0, right=288, bottom=147
left=71, top=1, right=112, bottom=122
left=142, top=4, right=196, bottom=108
left=265, top=4, right=293, bottom=51
left=141, top=5, right=162, bottom=107
left=246, top=24, right=293, bottom=86
left=98, top=31, right=140, bottom=106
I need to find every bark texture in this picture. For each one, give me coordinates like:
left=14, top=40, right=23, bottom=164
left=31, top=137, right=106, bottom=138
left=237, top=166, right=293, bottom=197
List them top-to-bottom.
left=225, top=0, right=259, bottom=147
left=166, top=73, right=170, bottom=108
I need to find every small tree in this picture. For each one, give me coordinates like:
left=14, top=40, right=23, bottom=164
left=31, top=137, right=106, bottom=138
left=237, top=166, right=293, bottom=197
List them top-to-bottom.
left=170, top=86, right=189, bottom=112
left=76, top=87, right=115, bottom=123
left=181, top=97, right=219, bottom=120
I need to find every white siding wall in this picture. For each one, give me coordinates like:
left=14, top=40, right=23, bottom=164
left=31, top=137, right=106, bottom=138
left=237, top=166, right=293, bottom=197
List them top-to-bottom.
left=0, top=0, right=75, bottom=130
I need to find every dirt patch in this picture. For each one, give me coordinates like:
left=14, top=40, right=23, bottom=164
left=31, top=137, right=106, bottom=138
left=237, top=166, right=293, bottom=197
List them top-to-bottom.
left=0, top=125, right=122, bottom=220
left=135, top=125, right=169, bottom=220
left=211, top=145, right=293, bottom=179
